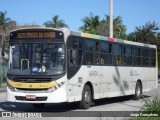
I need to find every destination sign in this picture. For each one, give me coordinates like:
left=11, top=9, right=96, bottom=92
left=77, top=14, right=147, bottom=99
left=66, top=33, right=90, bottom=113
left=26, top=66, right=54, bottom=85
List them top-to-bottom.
left=10, top=30, right=64, bottom=40
left=17, top=32, right=56, bottom=39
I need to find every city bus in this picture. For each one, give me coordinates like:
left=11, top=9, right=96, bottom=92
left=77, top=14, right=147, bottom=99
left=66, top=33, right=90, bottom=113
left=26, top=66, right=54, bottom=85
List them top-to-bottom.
left=3, top=27, right=158, bottom=109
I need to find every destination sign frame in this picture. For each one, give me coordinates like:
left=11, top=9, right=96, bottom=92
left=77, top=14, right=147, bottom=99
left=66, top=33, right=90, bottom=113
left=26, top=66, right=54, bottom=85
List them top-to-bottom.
left=10, top=30, right=64, bottom=40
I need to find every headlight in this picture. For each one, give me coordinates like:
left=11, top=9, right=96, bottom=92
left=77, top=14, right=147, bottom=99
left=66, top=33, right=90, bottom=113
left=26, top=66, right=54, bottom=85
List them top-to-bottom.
left=47, top=81, right=65, bottom=93
left=7, top=83, right=16, bottom=92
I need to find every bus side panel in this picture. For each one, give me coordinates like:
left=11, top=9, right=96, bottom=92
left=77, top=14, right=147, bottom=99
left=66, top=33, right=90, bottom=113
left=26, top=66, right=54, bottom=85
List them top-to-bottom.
left=67, top=65, right=102, bottom=102
left=67, top=66, right=157, bottom=102
left=102, top=66, right=133, bottom=98
left=102, top=66, right=119, bottom=98
left=119, top=67, right=133, bottom=96
left=132, top=67, right=145, bottom=92
left=144, top=67, right=157, bottom=92
left=67, top=85, right=74, bottom=102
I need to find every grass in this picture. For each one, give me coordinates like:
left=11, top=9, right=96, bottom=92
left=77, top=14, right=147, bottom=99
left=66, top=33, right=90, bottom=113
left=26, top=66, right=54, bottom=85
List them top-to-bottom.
left=130, top=97, right=160, bottom=120
left=141, top=97, right=160, bottom=112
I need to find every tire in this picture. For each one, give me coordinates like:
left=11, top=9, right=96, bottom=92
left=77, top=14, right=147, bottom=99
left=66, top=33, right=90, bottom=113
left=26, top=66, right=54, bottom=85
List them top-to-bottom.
left=134, top=82, right=142, bottom=100
left=79, top=85, right=92, bottom=109
left=32, top=103, right=45, bottom=108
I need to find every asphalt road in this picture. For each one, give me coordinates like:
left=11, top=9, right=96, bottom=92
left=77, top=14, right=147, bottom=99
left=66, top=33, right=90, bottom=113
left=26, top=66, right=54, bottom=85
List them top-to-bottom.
left=0, top=84, right=159, bottom=120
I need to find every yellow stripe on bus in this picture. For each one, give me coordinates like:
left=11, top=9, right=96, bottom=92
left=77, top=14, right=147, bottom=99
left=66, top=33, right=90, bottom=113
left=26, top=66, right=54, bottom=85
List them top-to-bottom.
left=8, top=80, right=57, bottom=89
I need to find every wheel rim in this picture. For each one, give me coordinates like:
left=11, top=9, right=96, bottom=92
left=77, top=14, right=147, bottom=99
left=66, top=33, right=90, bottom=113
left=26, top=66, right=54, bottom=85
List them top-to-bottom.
left=137, top=86, right=141, bottom=97
left=84, top=90, right=90, bottom=104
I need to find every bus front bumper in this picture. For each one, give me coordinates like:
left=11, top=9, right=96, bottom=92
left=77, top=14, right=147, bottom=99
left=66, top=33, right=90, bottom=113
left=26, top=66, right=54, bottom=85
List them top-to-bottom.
left=6, top=87, right=67, bottom=103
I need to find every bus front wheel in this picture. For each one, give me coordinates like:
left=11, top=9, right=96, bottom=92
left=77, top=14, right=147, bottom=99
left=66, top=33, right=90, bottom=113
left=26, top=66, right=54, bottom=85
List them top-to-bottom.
left=134, top=82, right=142, bottom=100
left=79, top=85, right=92, bottom=109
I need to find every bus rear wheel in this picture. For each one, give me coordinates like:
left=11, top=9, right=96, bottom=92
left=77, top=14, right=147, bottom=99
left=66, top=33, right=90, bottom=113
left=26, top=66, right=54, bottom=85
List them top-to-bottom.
left=134, top=82, right=142, bottom=100
left=79, top=85, right=92, bottom=109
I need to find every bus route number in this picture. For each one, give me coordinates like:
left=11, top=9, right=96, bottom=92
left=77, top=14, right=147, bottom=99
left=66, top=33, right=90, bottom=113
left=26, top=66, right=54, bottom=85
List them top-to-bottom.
left=89, top=70, right=98, bottom=77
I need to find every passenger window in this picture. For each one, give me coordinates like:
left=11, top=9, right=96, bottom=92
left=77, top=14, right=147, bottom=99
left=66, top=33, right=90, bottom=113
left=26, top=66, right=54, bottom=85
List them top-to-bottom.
left=67, top=36, right=83, bottom=79
left=67, top=37, right=83, bottom=69
left=85, top=39, right=101, bottom=65
left=86, top=40, right=95, bottom=51
left=100, top=42, right=112, bottom=65
left=114, top=44, right=123, bottom=65
left=124, top=46, right=132, bottom=65
left=133, top=47, right=141, bottom=66
left=142, top=48, right=149, bottom=66
left=69, top=49, right=82, bottom=68
left=149, top=49, right=156, bottom=67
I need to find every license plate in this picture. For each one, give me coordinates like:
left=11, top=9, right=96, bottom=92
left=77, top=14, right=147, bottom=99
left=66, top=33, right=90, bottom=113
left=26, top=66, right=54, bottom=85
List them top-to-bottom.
left=26, top=95, right=36, bottom=100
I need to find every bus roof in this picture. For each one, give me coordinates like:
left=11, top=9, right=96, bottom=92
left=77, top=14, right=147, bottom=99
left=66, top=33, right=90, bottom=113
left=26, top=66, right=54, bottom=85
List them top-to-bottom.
left=10, top=27, right=60, bottom=32
left=70, top=31, right=156, bottom=49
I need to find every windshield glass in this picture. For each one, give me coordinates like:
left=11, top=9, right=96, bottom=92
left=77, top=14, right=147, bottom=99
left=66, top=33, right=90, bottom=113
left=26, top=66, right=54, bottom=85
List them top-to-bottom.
left=8, top=43, right=65, bottom=76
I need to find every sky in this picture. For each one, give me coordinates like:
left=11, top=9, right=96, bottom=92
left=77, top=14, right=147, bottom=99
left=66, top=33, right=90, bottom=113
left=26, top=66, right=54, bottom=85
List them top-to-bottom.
left=1, top=0, right=160, bottom=34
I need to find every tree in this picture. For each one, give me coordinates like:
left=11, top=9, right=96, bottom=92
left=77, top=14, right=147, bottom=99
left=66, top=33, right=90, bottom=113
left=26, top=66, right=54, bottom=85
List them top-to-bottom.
left=0, top=11, right=11, bottom=34
left=0, top=11, right=16, bottom=44
left=0, top=11, right=12, bottom=84
left=79, top=13, right=100, bottom=34
left=43, top=15, right=68, bottom=28
left=95, top=15, right=127, bottom=39
left=95, top=15, right=109, bottom=36
left=113, top=16, right=127, bottom=39
left=127, top=21, right=160, bottom=53
left=128, top=22, right=159, bottom=43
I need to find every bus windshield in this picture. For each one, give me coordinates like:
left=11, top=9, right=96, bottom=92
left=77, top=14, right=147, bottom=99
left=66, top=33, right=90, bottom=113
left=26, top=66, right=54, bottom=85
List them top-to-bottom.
left=8, top=43, right=65, bottom=76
